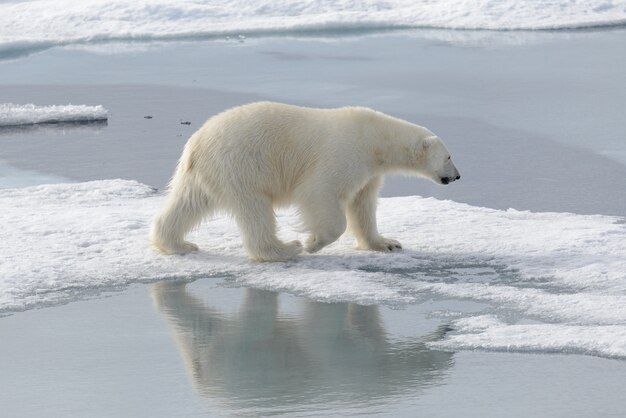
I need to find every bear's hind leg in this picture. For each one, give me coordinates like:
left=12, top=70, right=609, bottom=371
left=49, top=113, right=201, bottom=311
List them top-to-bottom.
left=346, top=176, right=402, bottom=252
left=150, top=184, right=212, bottom=255
left=232, top=194, right=302, bottom=262
left=300, top=197, right=347, bottom=253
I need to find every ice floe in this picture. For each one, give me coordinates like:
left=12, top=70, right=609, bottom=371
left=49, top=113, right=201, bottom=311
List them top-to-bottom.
left=1, top=0, right=625, bottom=56
left=0, top=103, right=108, bottom=127
left=0, top=179, right=624, bottom=358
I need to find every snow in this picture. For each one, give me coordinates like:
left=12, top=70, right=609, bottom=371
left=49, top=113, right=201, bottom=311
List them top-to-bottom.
left=1, top=1, right=625, bottom=55
left=0, top=103, right=108, bottom=127
left=0, top=179, right=625, bottom=358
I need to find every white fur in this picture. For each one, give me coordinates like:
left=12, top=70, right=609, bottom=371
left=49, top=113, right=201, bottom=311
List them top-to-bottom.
left=150, top=102, right=460, bottom=261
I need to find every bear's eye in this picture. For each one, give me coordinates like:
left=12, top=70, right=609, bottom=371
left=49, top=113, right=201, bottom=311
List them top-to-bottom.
left=447, top=156, right=451, bottom=161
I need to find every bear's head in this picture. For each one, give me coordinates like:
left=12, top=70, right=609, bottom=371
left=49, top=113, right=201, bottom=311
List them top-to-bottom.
left=417, top=136, right=461, bottom=185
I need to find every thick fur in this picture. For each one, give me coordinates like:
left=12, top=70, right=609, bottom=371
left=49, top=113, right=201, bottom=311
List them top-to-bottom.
left=150, top=102, right=460, bottom=261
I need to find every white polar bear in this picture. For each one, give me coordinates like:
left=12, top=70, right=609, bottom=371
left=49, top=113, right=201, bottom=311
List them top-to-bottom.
left=150, top=102, right=460, bottom=261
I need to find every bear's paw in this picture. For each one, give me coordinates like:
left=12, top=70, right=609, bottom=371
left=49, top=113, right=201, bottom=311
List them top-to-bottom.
left=358, top=237, right=402, bottom=253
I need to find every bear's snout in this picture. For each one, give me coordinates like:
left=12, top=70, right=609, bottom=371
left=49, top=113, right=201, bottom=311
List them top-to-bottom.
left=440, top=174, right=461, bottom=185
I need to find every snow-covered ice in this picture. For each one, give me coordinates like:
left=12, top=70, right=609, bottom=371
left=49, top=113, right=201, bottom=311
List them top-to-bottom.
left=1, top=1, right=625, bottom=55
left=0, top=103, right=108, bottom=127
left=0, top=179, right=624, bottom=358
left=428, top=315, right=626, bottom=359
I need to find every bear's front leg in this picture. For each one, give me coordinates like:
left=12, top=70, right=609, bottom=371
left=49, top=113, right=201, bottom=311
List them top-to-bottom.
left=346, top=176, right=402, bottom=253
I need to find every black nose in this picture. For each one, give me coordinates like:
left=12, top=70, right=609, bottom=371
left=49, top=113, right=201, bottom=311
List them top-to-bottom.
left=456, top=175, right=461, bottom=180
left=441, top=177, right=450, bottom=184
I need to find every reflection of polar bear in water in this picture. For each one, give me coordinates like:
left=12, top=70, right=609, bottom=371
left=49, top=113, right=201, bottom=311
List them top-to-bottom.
left=150, top=102, right=460, bottom=261
left=151, top=282, right=454, bottom=409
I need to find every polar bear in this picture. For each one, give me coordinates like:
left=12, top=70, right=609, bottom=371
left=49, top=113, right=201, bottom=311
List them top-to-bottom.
left=150, top=102, right=460, bottom=261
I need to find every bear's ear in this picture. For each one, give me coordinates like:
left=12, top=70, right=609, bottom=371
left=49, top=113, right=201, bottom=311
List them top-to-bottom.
left=422, top=136, right=437, bottom=149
